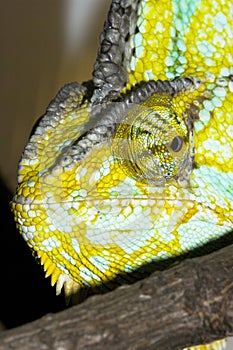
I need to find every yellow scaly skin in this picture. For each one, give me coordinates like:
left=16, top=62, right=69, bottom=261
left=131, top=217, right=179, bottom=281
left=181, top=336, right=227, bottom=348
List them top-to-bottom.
left=12, top=1, right=232, bottom=349
left=184, top=339, right=227, bottom=350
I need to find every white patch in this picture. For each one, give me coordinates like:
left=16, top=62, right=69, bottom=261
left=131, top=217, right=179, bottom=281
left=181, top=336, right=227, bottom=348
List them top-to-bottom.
left=140, top=0, right=150, bottom=16
left=214, top=12, right=227, bottom=31
left=174, top=18, right=183, bottom=32
left=155, top=21, right=163, bottom=33
left=213, top=33, right=225, bottom=47
left=177, top=39, right=186, bottom=52
left=197, top=40, right=216, bottom=57
left=135, top=45, right=144, bottom=58
left=178, top=55, right=186, bottom=64
left=130, top=56, right=136, bottom=71
left=165, top=56, right=175, bottom=67
left=205, top=58, right=215, bottom=67
left=176, top=65, right=185, bottom=74
left=220, top=67, right=233, bottom=77
left=144, top=69, right=154, bottom=80
left=166, top=71, right=176, bottom=80
left=229, top=81, right=233, bottom=92
left=213, top=87, right=227, bottom=98
left=212, top=96, right=222, bottom=108
left=203, top=100, right=215, bottom=111
left=197, top=109, right=210, bottom=130
left=194, top=121, right=204, bottom=132
left=226, top=125, right=233, bottom=138
left=202, top=139, right=221, bottom=152
left=57, top=140, right=72, bottom=151
left=219, top=143, right=233, bottom=160
left=99, top=157, right=112, bottom=178
left=28, top=159, right=38, bottom=165
left=192, top=165, right=233, bottom=204
left=79, top=167, right=87, bottom=178
left=38, top=169, right=47, bottom=177
left=88, top=170, right=100, bottom=185
left=110, top=178, right=140, bottom=197
left=79, top=189, right=87, bottom=197
left=70, top=190, right=81, bottom=198
left=46, top=197, right=82, bottom=232
left=86, top=199, right=153, bottom=238
left=46, top=202, right=62, bottom=213
left=63, top=202, right=72, bottom=211
left=87, top=207, right=154, bottom=250
left=143, top=207, right=151, bottom=216
left=154, top=208, right=178, bottom=235
left=28, top=210, right=37, bottom=218
left=178, top=211, right=231, bottom=252
left=28, top=225, right=36, bottom=233
left=157, top=225, right=176, bottom=243
left=23, top=226, right=36, bottom=241
left=111, top=226, right=154, bottom=254
left=22, top=231, right=32, bottom=242
left=41, top=236, right=60, bottom=251
left=71, top=238, right=81, bottom=254
left=119, top=242, right=139, bottom=255
left=61, top=251, right=76, bottom=265
left=157, top=251, right=169, bottom=259
left=134, top=253, right=155, bottom=265
left=89, top=255, right=110, bottom=272
left=57, top=263, right=69, bottom=275
left=124, top=264, right=135, bottom=273
left=79, top=267, right=101, bottom=284
left=56, top=273, right=71, bottom=295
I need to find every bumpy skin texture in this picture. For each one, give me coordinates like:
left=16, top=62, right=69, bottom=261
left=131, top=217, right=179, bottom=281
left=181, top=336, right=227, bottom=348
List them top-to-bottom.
left=12, top=1, right=232, bottom=349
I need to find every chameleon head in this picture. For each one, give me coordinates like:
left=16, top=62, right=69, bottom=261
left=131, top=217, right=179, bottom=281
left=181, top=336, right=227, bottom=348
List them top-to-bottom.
left=112, top=94, right=190, bottom=185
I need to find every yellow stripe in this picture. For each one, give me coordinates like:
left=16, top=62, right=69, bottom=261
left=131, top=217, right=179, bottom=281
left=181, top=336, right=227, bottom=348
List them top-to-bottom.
left=126, top=0, right=233, bottom=89
left=127, top=0, right=173, bottom=87
left=184, top=0, right=233, bottom=78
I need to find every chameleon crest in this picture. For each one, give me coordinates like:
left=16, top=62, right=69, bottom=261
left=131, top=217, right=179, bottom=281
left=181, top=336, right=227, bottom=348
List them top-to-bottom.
left=12, top=1, right=232, bottom=349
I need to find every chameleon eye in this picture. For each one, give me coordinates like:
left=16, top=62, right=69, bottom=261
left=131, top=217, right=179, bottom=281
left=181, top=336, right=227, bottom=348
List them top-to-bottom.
left=112, top=94, right=190, bottom=185
left=169, top=135, right=184, bottom=153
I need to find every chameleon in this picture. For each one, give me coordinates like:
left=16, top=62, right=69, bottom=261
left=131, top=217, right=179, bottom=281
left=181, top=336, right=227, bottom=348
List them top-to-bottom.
left=12, top=0, right=232, bottom=349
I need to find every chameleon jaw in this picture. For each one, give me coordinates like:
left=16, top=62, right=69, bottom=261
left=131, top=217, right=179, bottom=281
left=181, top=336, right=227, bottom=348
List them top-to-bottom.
left=37, top=250, right=80, bottom=299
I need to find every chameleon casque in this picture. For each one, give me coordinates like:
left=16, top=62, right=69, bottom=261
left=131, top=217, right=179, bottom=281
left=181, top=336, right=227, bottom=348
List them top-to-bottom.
left=12, top=0, right=232, bottom=349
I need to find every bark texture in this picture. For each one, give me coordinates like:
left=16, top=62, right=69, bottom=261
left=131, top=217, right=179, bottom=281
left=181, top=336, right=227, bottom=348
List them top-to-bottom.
left=0, top=244, right=232, bottom=350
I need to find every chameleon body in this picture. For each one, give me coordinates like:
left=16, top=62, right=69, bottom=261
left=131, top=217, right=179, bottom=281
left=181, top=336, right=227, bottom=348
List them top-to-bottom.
left=12, top=0, right=232, bottom=349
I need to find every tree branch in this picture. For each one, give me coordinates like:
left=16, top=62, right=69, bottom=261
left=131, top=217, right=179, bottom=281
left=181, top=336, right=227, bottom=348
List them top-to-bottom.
left=0, top=244, right=233, bottom=350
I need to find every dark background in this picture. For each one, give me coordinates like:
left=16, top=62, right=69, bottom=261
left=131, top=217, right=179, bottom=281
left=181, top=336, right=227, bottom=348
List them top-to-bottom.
left=0, top=0, right=109, bottom=329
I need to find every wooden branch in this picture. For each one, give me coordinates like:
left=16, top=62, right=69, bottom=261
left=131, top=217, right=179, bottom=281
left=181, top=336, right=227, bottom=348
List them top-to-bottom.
left=0, top=244, right=233, bottom=350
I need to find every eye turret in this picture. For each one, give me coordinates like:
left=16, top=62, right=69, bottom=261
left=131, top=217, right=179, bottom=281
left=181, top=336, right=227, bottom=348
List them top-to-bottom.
left=112, top=95, right=190, bottom=185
